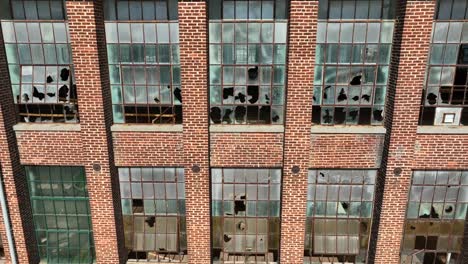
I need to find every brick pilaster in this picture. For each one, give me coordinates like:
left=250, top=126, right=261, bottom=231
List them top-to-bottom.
left=66, top=1, right=124, bottom=263
left=178, top=1, right=211, bottom=263
left=280, top=1, right=317, bottom=263
left=373, top=1, right=436, bottom=263
left=0, top=22, right=39, bottom=264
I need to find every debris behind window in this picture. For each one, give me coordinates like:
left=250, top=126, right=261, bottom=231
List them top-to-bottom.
left=2, top=21, right=79, bottom=123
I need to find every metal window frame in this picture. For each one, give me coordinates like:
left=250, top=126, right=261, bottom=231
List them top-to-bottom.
left=1, top=20, right=79, bottom=123
left=208, top=20, right=288, bottom=125
left=312, top=20, right=394, bottom=126
left=105, top=21, right=182, bottom=124
left=420, top=21, right=468, bottom=126
left=25, top=166, right=95, bottom=264
left=118, top=167, right=187, bottom=262
left=304, top=169, right=378, bottom=263
left=401, top=170, right=468, bottom=264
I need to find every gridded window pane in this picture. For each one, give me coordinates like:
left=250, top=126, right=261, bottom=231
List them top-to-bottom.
left=7, top=0, right=66, bottom=20
left=103, top=0, right=178, bottom=21
left=209, top=0, right=288, bottom=20
left=318, top=0, right=396, bottom=20
left=436, top=0, right=468, bottom=20
left=312, top=20, right=395, bottom=125
left=1, top=21, right=78, bottom=122
left=105, top=21, right=182, bottom=124
left=209, top=21, right=287, bottom=125
left=420, top=21, right=468, bottom=126
left=26, top=166, right=95, bottom=263
left=119, top=167, right=187, bottom=262
left=212, top=168, right=281, bottom=263
left=304, top=170, right=377, bottom=263
left=401, top=171, right=468, bottom=263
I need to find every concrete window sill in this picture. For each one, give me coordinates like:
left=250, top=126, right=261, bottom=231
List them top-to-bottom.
left=13, top=123, right=81, bottom=132
left=111, top=124, right=183, bottom=132
left=209, top=125, right=284, bottom=133
left=311, top=125, right=386, bottom=134
left=417, top=126, right=468, bottom=134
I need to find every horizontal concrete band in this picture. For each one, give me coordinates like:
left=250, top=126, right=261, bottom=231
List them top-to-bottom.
left=13, top=123, right=81, bottom=132
left=111, top=124, right=183, bottom=132
left=209, top=125, right=285, bottom=133
left=311, top=125, right=387, bottom=134
left=417, top=126, right=468, bottom=134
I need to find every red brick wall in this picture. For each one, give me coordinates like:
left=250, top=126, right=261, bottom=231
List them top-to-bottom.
left=66, top=1, right=124, bottom=263
left=179, top=1, right=211, bottom=263
left=280, top=1, right=317, bottom=262
left=374, top=1, right=436, bottom=263
left=0, top=21, right=39, bottom=264
left=16, top=131, right=83, bottom=165
left=113, top=132, right=184, bottom=166
left=210, top=133, right=283, bottom=167
left=310, top=134, right=384, bottom=168
left=414, top=134, right=468, bottom=169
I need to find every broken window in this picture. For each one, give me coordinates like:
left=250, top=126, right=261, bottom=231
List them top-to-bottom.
left=104, top=0, right=182, bottom=124
left=208, top=0, right=288, bottom=125
left=312, top=0, right=395, bottom=125
left=1, top=2, right=79, bottom=123
left=419, top=21, right=468, bottom=126
left=26, top=166, right=95, bottom=263
left=119, top=167, right=187, bottom=262
left=211, top=168, right=281, bottom=263
left=304, top=170, right=377, bottom=263
left=401, top=171, right=468, bottom=264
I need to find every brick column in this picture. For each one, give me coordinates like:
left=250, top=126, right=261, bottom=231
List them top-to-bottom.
left=66, top=1, right=124, bottom=263
left=178, top=1, right=211, bottom=263
left=280, top=1, right=317, bottom=263
left=373, top=1, right=436, bottom=263
left=0, top=24, right=39, bottom=263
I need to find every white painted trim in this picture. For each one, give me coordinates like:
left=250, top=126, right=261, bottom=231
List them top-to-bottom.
left=13, top=123, right=81, bottom=131
left=111, top=124, right=183, bottom=132
left=209, top=125, right=284, bottom=133
left=311, top=125, right=386, bottom=134
left=417, top=126, right=468, bottom=134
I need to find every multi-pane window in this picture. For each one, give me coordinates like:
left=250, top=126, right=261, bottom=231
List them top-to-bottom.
left=1, top=0, right=79, bottom=123
left=104, top=0, right=181, bottom=124
left=208, top=0, right=288, bottom=125
left=312, top=0, right=396, bottom=125
left=436, top=0, right=468, bottom=20
left=419, top=21, right=468, bottom=126
left=26, top=166, right=95, bottom=263
left=118, top=167, right=187, bottom=262
left=211, top=168, right=281, bottom=263
left=304, top=170, right=377, bottom=263
left=401, top=171, right=468, bottom=264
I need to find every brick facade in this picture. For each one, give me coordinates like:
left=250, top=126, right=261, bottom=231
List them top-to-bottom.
left=0, top=0, right=466, bottom=264
left=66, top=1, right=124, bottom=263
left=179, top=1, right=211, bottom=263
left=280, top=1, right=317, bottom=263
left=373, top=1, right=437, bottom=263
left=0, top=23, right=39, bottom=264
left=113, top=132, right=184, bottom=167
left=210, top=133, right=283, bottom=167
left=310, top=134, right=385, bottom=168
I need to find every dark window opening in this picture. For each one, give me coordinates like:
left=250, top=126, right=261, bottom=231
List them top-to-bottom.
left=420, top=22, right=468, bottom=126
left=401, top=171, right=468, bottom=263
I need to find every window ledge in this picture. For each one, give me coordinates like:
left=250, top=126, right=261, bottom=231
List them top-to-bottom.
left=13, top=123, right=81, bottom=132
left=111, top=124, right=183, bottom=132
left=210, top=125, right=284, bottom=133
left=311, top=125, right=386, bottom=134
left=417, top=126, right=468, bottom=134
